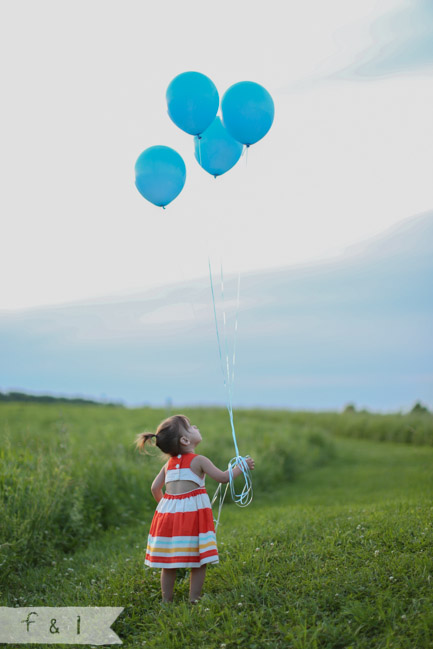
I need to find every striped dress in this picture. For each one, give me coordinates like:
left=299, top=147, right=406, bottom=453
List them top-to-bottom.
left=145, top=452, right=219, bottom=569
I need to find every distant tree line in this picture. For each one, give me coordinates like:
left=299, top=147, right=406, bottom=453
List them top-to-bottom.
left=0, top=391, right=123, bottom=407
left=343, top=401, right=431, bottom=415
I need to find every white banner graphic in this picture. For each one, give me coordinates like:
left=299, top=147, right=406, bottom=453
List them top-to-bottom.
left=0, top=607, right=124, bottom=644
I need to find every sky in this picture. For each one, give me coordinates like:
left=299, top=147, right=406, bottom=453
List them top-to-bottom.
left=1, top=0, right=433, bottom=311
left=1, top=210, right=431, bottom=411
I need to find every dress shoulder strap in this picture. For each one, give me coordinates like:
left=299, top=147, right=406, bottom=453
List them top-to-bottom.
left=167, top=452, right=196, bottom=468
left=182, top=452, right=197, bottom=468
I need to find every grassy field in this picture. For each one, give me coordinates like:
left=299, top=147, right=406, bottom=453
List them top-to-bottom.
left=1, top=403, right=432, bottom=648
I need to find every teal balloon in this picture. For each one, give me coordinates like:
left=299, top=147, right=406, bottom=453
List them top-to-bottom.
left=166, top=71, right=219, bottom=136
left=221, top=81, right=274, bottom=146
left=194, top=117, right=243, bottom=177
left=134, top=146, right=186, bottom=208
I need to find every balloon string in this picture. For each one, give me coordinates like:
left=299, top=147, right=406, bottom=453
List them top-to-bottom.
left=198, top=136, right=202, bottom=167
left=208, top=257, right=252, bottom=532
left=208, top=257, right=230, bottom=417
left=208, top=257, right=238, bottom=456
left=220, top=261, right=236, bottom=455
left=220, top=262, right=241, bottom=445
left=232, top=271, right=241, bottom=387
left=211, top=454, right=253, bottom=531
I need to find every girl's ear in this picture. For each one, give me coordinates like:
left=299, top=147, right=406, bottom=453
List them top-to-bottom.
left=179, top=435, right=190, bottom=447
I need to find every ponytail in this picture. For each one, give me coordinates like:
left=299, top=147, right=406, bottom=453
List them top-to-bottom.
left=135, top=432, right=157, bottom=455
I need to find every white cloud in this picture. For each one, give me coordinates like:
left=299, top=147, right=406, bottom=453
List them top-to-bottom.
left=332, top=0, right=433, bottom=79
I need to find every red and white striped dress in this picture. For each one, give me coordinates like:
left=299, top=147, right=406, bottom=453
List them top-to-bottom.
left=145, top=452, right=219, bottom=569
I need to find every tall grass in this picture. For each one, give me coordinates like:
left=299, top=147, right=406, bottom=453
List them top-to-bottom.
left=2, top=401, right=431, bottom=588
left=0, top=404, right=334, bottom=581
left=287, top=409, right=433, bottom=446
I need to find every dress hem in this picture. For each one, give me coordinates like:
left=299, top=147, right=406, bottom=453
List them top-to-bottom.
left=144, top=556, right=219, bottom=569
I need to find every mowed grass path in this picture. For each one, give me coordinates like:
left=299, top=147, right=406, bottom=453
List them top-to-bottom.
left=6, top=434, right=433, bottom=649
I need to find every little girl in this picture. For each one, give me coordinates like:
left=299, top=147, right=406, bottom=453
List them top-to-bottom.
left=135, top=414, right=255, bottom=603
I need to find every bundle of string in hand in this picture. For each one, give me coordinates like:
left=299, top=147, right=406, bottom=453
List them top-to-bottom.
left=208, top=258, right=253, bottom=531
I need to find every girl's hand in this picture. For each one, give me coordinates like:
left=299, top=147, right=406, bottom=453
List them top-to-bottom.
left=245, top=456, right=255, bottom=471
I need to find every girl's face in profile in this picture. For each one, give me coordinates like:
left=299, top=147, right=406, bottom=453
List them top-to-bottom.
left=187, top=423, right=202, bottom=445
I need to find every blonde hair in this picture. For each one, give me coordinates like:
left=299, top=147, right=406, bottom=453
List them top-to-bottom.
left=134, top=414, right=191, bottom=457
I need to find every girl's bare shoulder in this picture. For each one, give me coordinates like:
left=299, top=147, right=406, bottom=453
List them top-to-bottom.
left=191, top=453, right=211, bottom=464
left=190, top=454, right=207, bottom=475
left=191, top=455, right=228, bottom=482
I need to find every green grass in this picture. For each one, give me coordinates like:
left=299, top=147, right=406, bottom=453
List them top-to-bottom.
left=0, top=404, right=335, bottom=577
left=1, top=404, right=433, bottom=648
left=287, top=410, right=433, bottom=447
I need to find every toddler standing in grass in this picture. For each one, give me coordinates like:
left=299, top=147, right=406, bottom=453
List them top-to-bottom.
left=135, top=414, right=255, bottom=603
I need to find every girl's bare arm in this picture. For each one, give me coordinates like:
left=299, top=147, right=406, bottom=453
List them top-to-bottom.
left=196, top=455, right=254, bottom=484
left=151, top=463, right=167, bottom=503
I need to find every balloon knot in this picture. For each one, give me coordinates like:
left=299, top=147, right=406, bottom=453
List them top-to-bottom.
left=197, top=134, right=202, bottom=140
left=162, top=205, right=166, bottom=210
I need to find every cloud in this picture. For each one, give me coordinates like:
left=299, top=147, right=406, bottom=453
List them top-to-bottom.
left=334, top=0, right=433, bottom=79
